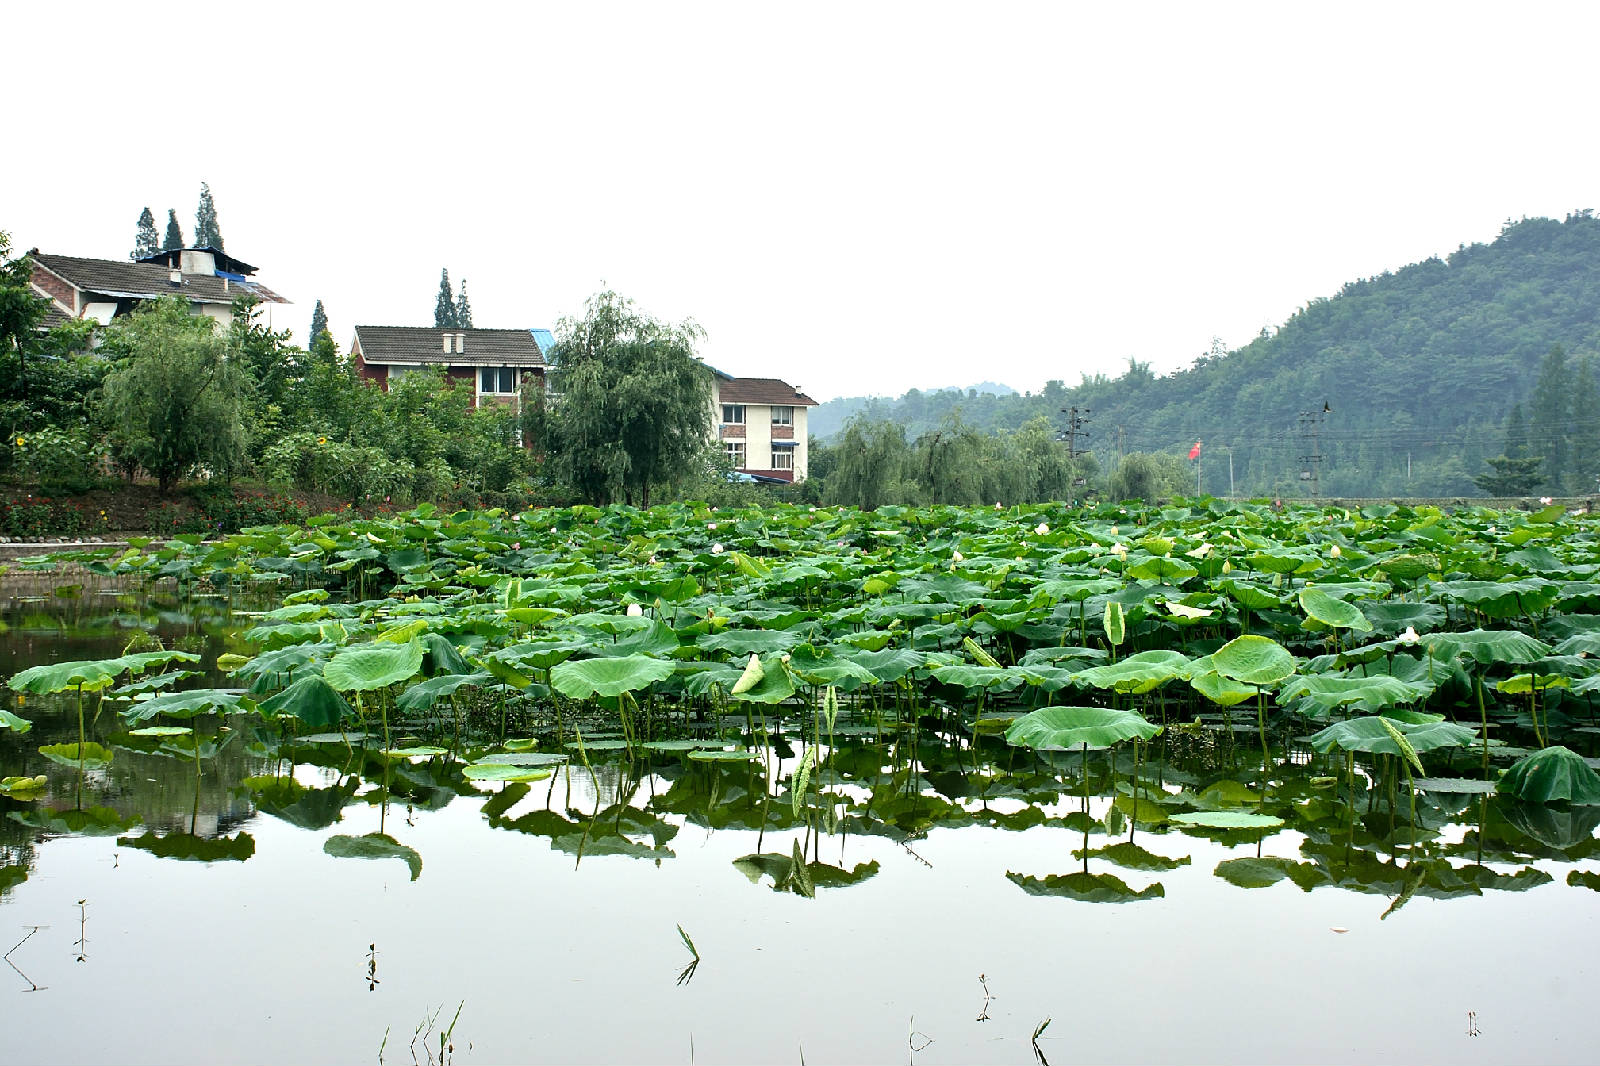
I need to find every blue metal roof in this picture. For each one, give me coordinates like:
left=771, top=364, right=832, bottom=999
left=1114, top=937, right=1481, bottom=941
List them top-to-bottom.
left=529, top=328, right=557, bottom=354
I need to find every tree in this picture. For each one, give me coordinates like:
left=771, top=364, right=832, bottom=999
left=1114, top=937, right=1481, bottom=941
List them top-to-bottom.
left=194, top=182, right=223, bottom=249
left=132, top=208, right=160, bottom=259
left=163, top=209, right=184, bottom=251
left=434, top=269, right=457, bottom=328
left=456, top=278, right=473, bottom=328
left=545, top=290, right=713, bottom=506
left=96, top=297, right=249, bottom=492
left=308, top=300, right=329, bottom=347
left=1528, top=343, right=1571, bottom=491
left=1568, top=355, right=1600, bottom=494
left=1107, top=451, right=1192, bottom=502
left=1473, top=454, right=1544, bottom=497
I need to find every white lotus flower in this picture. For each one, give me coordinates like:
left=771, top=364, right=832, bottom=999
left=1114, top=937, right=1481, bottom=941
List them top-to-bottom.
left=1540, top=496, right=1553, bottom=505
left=707, top=522, right=717, bottom=530
left=1035, top=522, right=1050, bottom=535
left=1110, top=526, right=1118, bottom=536
left=1185, top=542, right=1213, bottom=559
left=712, top=543, right=724, bottom=554
left=1329, top=544, right=1342, bottom=559
left=952, top=550, right=964, bottom=562
left=626, top=603, right=643, bottom=617
left=1398, top=626, right=1419, bottom=646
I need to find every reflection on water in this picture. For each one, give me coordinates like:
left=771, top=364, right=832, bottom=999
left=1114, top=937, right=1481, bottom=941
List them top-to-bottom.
left=2, top=591, right=1600, bottom=1063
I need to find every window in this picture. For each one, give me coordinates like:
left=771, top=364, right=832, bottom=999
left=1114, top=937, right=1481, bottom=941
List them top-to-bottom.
left=389, top=364, right=432, bottom=381
left=480, top=366, right=517, bottom=394
left=721, top=404, right=746, bottom=424
left=771, top=406, right=794, bottom=426
left=724, top=441, right=746, bottom=465
left=771, top=450, right=793, bottom=471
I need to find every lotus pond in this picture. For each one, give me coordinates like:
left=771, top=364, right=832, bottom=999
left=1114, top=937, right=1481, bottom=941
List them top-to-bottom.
left=3, top=500, right=1600, bottom=1063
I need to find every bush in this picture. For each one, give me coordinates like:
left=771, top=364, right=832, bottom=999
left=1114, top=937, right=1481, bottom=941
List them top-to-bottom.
left=11, top=424, right=108, bottom=494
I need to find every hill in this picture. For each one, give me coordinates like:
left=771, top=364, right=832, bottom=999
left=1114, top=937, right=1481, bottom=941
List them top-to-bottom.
left=812, top=213, right=1600, bottom=498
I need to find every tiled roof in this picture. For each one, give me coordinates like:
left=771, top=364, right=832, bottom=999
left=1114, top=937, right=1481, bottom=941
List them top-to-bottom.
left=31, top=253, right=286, bottom=305
left=353, top=326, right=549, bottom=367
left=717, top=377, right=818, bottom=406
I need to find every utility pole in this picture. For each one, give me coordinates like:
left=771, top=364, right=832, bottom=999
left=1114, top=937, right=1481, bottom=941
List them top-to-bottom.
left=1297, top=402, right=1329, bottom=499
left=1059, top=406, right=1092, bottom=461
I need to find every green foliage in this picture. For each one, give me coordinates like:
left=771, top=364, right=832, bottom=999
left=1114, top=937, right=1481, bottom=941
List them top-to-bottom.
left=194, top=182, right=223, bottom=250
left=132, top=207, right=159, bottom=259
left=162, top=208, right=183, bottom=251
left=434, top=268, right=458, bottom=328
left=456, top=278, right=473, bottom=328
left=544, top=291, right=713, bottom=506
left=97, top=297, right=250, bottom=492
left=308, top=299, right=328, bottom=348
left=1107, top=451, right=1192, bottom=502
left=1498, top=746, right=1600, bottom=805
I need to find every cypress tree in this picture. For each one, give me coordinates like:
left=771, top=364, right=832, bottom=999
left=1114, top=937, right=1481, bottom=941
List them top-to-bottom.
left=194, top=182, right=224, bottom=250
left=132, top=207, right=160, bottom=259
left=163, top=209, right=185, bottom=251
left=434, top=268, right=457, bottom=328
left=456, top=278, right=473, bottom=328
left=308, top=300, right=329, bottom=347
left=1569, top=355, right=1600, bottom=494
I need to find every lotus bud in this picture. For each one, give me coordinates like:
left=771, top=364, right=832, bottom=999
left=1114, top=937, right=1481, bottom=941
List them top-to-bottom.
left=995, top=502, right=1002, bottom=510
left=1110, top=526, right=1118, bottom=535
left=712, top=543, right=724, bottom=554
left=1329, top=544, right=1342, bottom=559
left=952, top=550, right=964, bottom=562
left=626, top=603, right=643, bottom=617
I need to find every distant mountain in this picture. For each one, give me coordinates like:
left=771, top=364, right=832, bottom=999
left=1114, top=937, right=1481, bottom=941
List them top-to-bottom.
left=808, top=213, right=1600, bottom=498
left=810, top=381, right=1017, bottom=439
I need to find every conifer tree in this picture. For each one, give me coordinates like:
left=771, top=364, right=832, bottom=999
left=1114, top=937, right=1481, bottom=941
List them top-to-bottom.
left=194, top=182, right=224, bottom=250
left=132, top=208, right=160, bottom=260
left=163, top=209, right=185, bottom=251
left=434, top=268, right=458, bottom=328
left=456, top=278, right=473, bottom=328
left=308, top=300, right=329, bottom=347
left=1569, top=354, right=1600, bottom=494
left=1474, top=401, right=1544, bottom=497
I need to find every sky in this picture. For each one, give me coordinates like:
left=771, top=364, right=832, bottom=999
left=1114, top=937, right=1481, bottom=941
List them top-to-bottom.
left=7, top=1, right=1600, bottom=401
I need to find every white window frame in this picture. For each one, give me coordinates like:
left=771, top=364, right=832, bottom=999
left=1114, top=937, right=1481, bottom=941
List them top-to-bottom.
left=479, top=366, right=517, bottom=395
left=722, top=404, right=746, bottom=425
left=771, top=405, right=794, bottom=426
left=724, top=440, right=746, bottom=465
left=771, top=449, right=794, bottom=471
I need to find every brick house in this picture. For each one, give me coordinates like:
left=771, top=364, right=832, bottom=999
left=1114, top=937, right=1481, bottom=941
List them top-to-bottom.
left=28, top=246, right=288, bottom=329
left=350, top=325, right=551, bottom=410
left=713, top=376, right=818, bottom=482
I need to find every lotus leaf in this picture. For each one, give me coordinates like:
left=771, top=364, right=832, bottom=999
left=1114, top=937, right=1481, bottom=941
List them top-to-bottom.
left=1298, top=587, right=1373, bottom=632
left=1424, top=628, right=1551, bottom=665
left=1211, top=634, right=1296, bottom=686
left=323, top=640, right=425, bottom=692
left=1073, top=650, right=1192, bottom=694
left=549, top=654, right=676, bottom=698
left=729, top=654, right=796, bottom=704
left=394, top=672, right=493, bottom=714
left=259, top=675, right=352, bottom=727
left=123, top=689, right=250, bottom=724
left=1005, top=706, right=1160, bottom=751
left=0, top=708, right=31, bottom=733
left=1308, top=715, right=1475, bottom=757
left=37, top=742, right=113, bottom=769
left=1497, top=746, right=1600, bottom=805
left=462, top=762, right=555, bottom=782
left=119, top=832, right=255, bottom=862
left=324, top=832, right=423, bottom=880
left=1005, top=870, right=1165, bottom=902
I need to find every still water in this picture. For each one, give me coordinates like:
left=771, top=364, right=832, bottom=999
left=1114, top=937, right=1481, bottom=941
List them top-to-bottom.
left=2, top=579, right=1597, bottom=1064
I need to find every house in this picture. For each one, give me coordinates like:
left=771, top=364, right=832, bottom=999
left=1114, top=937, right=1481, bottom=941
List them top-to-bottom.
left=28, top=246, right=288, bottom=329
left=350, top=325, right=550, bottom=410
left=712, top=376, right=818, bottom=482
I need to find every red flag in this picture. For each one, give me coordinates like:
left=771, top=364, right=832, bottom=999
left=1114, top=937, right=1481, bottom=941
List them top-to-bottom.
left=1188, top=441, right=1202, bottom=460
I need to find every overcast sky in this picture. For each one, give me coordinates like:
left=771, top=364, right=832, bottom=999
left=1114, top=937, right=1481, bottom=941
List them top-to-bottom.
left=7, top=2, right=1598, bottom=400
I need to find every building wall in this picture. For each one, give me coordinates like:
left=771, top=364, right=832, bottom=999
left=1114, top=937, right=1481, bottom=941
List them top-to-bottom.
left=29, top=267, right=78, bottom=314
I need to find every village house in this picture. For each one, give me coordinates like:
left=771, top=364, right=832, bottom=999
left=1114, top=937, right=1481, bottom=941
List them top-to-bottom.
left=28, top=246, right=288, bottom=329
left=350, top=325, right=553, bottom=411
left=712, top=375, right=818, bottom=482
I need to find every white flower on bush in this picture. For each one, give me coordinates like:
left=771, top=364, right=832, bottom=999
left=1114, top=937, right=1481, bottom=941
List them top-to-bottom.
left=626, top=603, right=643, bottom=617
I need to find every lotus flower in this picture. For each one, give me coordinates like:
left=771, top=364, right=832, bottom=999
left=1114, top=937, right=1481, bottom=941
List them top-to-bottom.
left=1036, top=522, right=1050, bottom=535
left=712, top=543, right=724, bottom=555
left=1329, top=544, right=1342, bottom=558
left=626, top=603, right=643, bottom=617
left=1398, top=626, right=1419, bottom=645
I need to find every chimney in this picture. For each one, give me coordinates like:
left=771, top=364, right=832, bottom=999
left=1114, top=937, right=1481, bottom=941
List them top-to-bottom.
left=169, top=269, right=182, bottom=286
left=442, top=333, right=451, bottom=353
left=456, top=333, right=466, bottom=354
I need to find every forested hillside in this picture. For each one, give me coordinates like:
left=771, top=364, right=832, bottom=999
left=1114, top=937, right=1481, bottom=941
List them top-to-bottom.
left=814, top=213, right=1600, bottom=498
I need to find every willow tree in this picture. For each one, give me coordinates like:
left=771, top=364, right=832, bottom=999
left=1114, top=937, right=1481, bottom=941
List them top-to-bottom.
left=545, top=290, right=712, bottom=507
